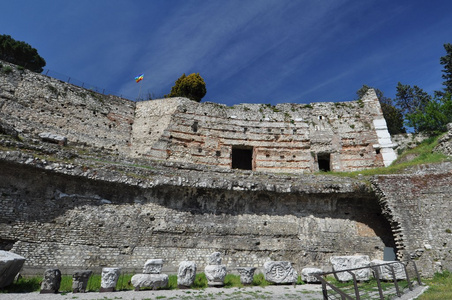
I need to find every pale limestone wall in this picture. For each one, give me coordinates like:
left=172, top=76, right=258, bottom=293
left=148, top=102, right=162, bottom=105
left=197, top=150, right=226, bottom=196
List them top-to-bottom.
left=0, top=60, right=135, bottom=153
left=0, top=60, right=396, bottom=172
left=133, top=90, right=397, bottom=173
left=0, top=157, right=393, bottom=274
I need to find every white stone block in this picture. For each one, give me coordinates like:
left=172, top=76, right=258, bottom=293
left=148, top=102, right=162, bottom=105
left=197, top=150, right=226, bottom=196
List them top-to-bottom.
left=0, top=251, right=26, bottom=288
left=330, top=255, right=371, bottom=282
left=371, top=260, right=407, bottom=281
left=263, top=261, right=298, bottom=284
left=301, top=267, right=323, bottom=283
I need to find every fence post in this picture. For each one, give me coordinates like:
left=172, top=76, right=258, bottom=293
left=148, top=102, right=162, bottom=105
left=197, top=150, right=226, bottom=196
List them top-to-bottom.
left=371, top=266, right=385, bottom=300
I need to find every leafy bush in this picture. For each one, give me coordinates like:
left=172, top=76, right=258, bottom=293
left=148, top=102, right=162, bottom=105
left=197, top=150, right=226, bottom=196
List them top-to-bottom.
left=165, top=73, right=207, bottom=102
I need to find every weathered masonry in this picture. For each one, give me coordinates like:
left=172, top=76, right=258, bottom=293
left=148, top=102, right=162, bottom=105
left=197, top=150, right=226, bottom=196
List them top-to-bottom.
left=0, top=60, right=396, bottom=174
left=132, top=92, right=397, bottom=173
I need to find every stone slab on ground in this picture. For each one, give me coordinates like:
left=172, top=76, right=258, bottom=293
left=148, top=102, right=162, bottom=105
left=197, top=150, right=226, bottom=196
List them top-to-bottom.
left=0, top=251, right=26, bottom=289
left=330, top=255, right=371, bottom=282
left=371, top=259, right=407, bottom=281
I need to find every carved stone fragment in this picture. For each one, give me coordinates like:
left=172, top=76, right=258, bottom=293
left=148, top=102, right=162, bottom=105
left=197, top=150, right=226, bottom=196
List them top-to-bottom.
left=0, top=251, right=26, bottom=289
left=208, top=252, right=222, bottom=265
left=330, top=255, right=370, bottom=282
left=143, top=259, right=163, bottom=274
left=371, top=260, right=407, bottom=281
left=177, top=261, right=197, bottom=288
left=263, top=261, right=297, bottom=284
left=204, top=265, right=227, bottom=287
left=100, top=267, right=121, bottom=292
left=237, top=267, right=256, bottom=285
left=301, top=267, right=323, bottom=283
left=40, top=268, right=61, bottom=294
left=72, top=270, right=92, bottom=293
left=131, top=274, right=168, bottom=290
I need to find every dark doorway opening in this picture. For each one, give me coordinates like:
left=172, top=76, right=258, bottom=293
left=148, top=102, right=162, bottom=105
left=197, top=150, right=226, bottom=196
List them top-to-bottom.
left=232, top=147, right=253, bottom=170
left=318, top=153, right=331, bottom=172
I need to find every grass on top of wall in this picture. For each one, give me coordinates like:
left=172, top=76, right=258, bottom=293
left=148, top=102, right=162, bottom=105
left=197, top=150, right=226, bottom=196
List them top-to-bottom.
left=321, top=133, right=450, bottom=178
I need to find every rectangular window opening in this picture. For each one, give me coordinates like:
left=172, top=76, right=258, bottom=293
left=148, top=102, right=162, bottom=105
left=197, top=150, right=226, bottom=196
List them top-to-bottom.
left=232, top=146, right=253, bottom=170
left=318, top=153, right=331, bottom=172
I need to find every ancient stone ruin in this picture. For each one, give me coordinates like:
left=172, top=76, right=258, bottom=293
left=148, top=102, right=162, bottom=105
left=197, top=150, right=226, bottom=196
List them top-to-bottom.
left=0, top=59, right=451, bottom=279
left=131, top=259, right=169, bottom=290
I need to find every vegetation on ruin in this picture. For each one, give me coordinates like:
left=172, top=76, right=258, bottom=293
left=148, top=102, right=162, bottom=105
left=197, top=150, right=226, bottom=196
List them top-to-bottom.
left=0, top=34, right=46, bottom=73
left=165, top=73, right=207, bottom=102
left=321, top=133, right=450, bottom=178
left=419, top=271, right=452, bottom=299
left=0, top=272, right=277, bottom=293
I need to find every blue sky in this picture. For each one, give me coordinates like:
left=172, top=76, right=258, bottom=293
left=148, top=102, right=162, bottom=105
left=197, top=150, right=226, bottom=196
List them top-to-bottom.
left=2, top=0, right=452, bottom=105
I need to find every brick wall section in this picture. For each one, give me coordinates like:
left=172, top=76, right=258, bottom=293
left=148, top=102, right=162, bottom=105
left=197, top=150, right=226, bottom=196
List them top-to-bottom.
left=0, top=60, right=135, bottom=153
left=132, top=93, right=395, bottom=173
left=371, top=163, right=452, bottom=277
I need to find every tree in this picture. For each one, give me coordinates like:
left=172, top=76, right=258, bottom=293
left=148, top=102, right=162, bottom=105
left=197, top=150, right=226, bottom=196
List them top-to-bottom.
left=0, top=34, right=46, bottom=72
left=440, top=43, right=452, bottom=95
left=165, top=73, right=206, bottom=102
left=395, top=82, right=431, bottom=116
left=356, top=85, right=406, bottom=134
left=405, top=93, right=452, bottom=134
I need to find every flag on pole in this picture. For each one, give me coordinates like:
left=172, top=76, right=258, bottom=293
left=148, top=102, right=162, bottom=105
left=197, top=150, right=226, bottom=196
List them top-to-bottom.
left=135, top=74, right=144, bottom=83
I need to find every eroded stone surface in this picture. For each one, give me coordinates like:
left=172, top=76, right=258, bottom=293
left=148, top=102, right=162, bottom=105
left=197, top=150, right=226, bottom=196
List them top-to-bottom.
left=0, top=251, right=26, bottom=289
left=208, top=252, right=222, bottom=265
left=330, top=256, right=371, bottom=282
left=143, top=259, right=163, bottom=274
left=371, top=260, right=407, bottom=281
left=177, top=261, right=197, bottom=287
left=263, top=261, right=298, bottom=284
left=204, top=265, right=227, bottom=287
left=100, top=267, right=121, bottom=292
left=237, top=267, right=256, bottom=285
left=301, top=267, right=323, bottom=283
left=40, top=268, right=61, bottom=294
left=72, top=270, right=92, bottom=293
left=131, top=273, right=168, bottom=290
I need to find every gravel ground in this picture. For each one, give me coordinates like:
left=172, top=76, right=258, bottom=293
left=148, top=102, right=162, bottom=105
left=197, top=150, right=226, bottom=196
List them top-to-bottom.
left=0, top=283, right=430, bottom=300
left=0, top=284, right=324, bottom=300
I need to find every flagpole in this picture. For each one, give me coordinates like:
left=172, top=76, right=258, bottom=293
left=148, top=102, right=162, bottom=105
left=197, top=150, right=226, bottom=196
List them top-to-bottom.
left=137, top=80, right=143, bottom=100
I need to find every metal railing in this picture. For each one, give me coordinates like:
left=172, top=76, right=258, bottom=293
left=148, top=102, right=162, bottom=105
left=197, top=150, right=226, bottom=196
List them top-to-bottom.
left=314, top=260, right=422, bottom=300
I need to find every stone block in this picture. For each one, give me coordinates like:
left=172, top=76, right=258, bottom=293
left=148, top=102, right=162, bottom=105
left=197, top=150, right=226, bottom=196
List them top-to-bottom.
left=39, top=132, right=67, bottom=145
left=0, top=251, right=26, bottom=289
left=208, top=252, right=222, bottom=265
left=330, top=255, right=371, bottom=282
left=143, top=259, right=163, bottom=274
left=371, top=260, right=407, bottom=281
left=177, top=261, right=197, bottom=288
left=263, top=261, right=297, bottom=284
left=204, top=264, right=227, bottom=287
left=100, top=267, right=121, bottom=292
left=237, top=267, right=256, bottom=285
left=301, top=267, right=323, bottom=283
left=40, top=268, right=61, bottom=294
left=72, top=270, right=92, bottom=293
left=131, top=273, right=168, bottom=290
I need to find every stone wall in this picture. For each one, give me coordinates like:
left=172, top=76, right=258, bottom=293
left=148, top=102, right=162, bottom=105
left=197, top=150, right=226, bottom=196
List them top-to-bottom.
left=1, top=59, right=397, bottom=173
left=0, top=60, right=135, bottom=154
left=132, top=92, right=396, bottom=173
left=0, top=151, right=394, bottom=275
left=371, top=163, right=452, bottom=277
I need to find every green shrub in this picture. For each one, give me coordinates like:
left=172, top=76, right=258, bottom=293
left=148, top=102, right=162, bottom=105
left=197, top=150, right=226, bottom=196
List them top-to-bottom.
left=2, top=66, right=12, bottom=74
left=192, top=273, right=208, bottom=288
left=224, top=274, right=242, bottom=288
